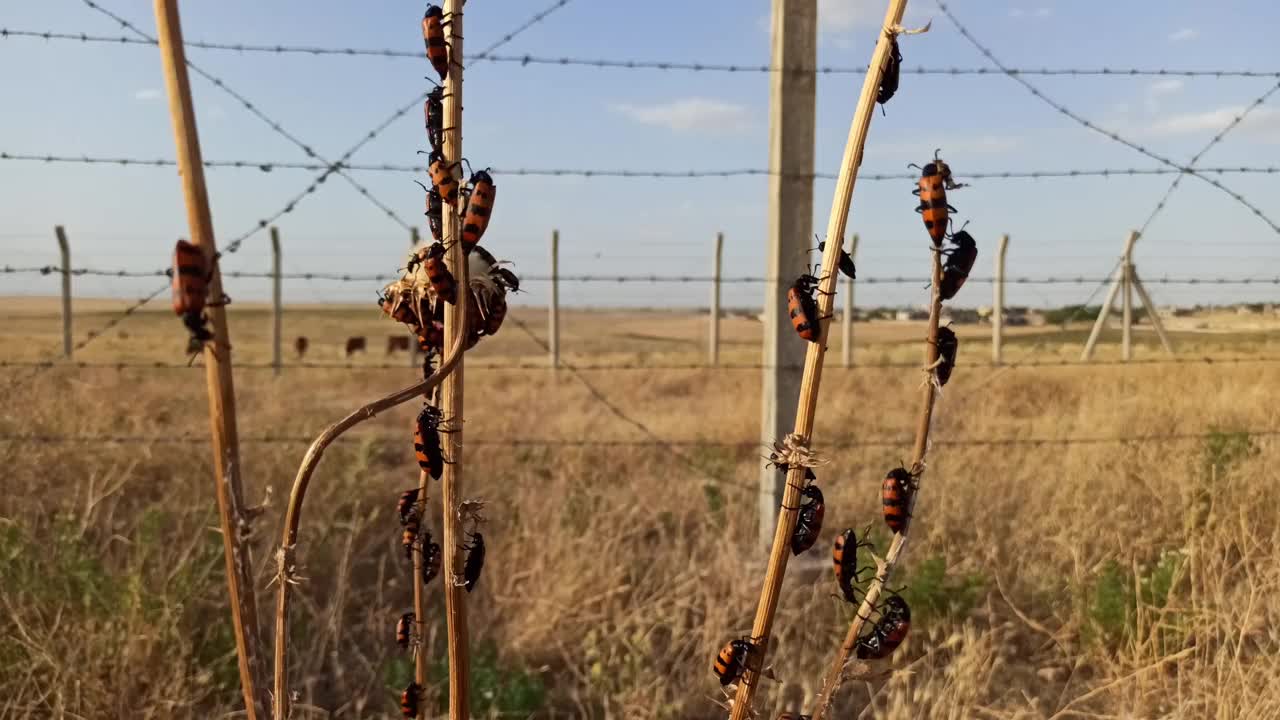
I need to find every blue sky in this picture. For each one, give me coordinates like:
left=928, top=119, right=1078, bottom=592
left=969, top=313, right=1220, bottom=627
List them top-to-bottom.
left=1, top=0, right=1278, bottom=310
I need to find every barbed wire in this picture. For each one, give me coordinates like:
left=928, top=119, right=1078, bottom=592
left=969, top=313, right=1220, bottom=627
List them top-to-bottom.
left=36, top=0, right=574, bottom=366
left=79, top=1, right=413, bottom=241
left=936, top=2, right=1280, bottom=237
left=6, top=28, right=1280, bottom=79
left=1139, top=76, right=1280, bottom=235
left=6, top=151, right=1280, bottom=182
left=4, top=265, right=1278, bottom=286
left=4, top=356, right=1279, bottom=373
left=1, top=429, right=1275, bottom=449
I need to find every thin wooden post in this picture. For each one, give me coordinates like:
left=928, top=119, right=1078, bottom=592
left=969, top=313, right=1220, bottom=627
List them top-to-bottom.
left=759, top=0, right=817, bottom=550
left=438, top=1, right=469, bottom=716
left=152, top=2, right=265, bottom=719
left=55, top=226, right=72, bottom=358
left=270, top=227, right=282, bottom=377
left=549, top=229, right=560, bottom=371
left=1081, top=231, right=1139, bottom=362
left=1122, top=231, right=1138, bottom=361
left=710, top=232, right=723, bottom=366
left=840, top=233, right=858, bottom=368
left=992, top=233, right=1008, bottom=365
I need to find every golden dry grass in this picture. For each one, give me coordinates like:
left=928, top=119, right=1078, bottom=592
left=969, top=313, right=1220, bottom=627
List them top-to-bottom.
left=1, top=299, right=1279, bottom=719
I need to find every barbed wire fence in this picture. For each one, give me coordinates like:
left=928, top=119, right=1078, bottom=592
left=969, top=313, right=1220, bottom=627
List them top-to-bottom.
left=4, top=2, right=1278, bottom=471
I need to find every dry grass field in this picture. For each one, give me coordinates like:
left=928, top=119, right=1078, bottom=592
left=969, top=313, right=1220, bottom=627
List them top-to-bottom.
left=2, top=299, right=1280, bottom=719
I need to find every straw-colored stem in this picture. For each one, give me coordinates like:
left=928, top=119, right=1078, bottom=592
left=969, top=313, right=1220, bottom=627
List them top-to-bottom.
left=152, top=1, right=266, bottom=717
left=438, top=1, right=470, bottom=717
left=726, top=2, right=910, bottom=718
left=809, top=241, right=943, bottom=720
left=272, top=331, right=467, bottom=720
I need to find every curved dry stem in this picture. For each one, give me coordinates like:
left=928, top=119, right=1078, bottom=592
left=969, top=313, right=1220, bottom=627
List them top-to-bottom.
left=725, top=3, right=911, bottom=718
left=809, top=238, right=944, bottom=720
left=272, top=324, right=468, bottom=720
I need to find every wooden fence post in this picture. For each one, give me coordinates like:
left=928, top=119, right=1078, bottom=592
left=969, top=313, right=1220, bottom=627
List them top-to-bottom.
left=759, top=0, right=817, bottom=550
left=153, top=2, right=266, bottom=717
left=55, top=226, right=72, bottom=358
left=270, top=227, right=282, bottom=376
left=549, top=229, right=560, bottom=371
left=710, top=232, right=723, bottom=366
left=841, top=233, right=858, bottom=368
left=992, top=233, right=1008, bottom=365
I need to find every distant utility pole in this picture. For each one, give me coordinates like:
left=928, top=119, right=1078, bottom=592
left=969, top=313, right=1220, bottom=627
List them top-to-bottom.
left=759, top=0, right=816, bottom=549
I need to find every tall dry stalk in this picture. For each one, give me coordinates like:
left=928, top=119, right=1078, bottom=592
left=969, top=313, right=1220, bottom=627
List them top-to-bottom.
left=151, top=1, right=268, bottom=716
left=435, top=1, right=471, bottom=717
left=725, top=2, right=912, bottom=718
left=808, top=233, right=944, bottom=720
left=272, top=331, right=468, bottom=720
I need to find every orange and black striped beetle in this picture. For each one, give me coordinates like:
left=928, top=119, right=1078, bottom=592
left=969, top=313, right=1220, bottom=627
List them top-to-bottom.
left=422, top=5, right=449, bottom=81
left=877, top=35, right=902, bottom=110
left=424, top=86, right=445, bottom=152
left=912, top=151, right=958, bottom=245
left=423, top=152, right=461, bottom=206
left=460, top=169, right=496, bottom=254
left=424, top=185, right=444, bottom=243
left=939, top=230, right=978, bottom=300
left=171, top=239, right=215, bottom=350
left=818, top=239, right=857, bottom=280
left=421, top=242, right=458, bottom=305
left=787, top=272, right=827, bottom=343
left=480, top=291, right=508, bottom=337
left=934, top=325, right=958, bottom=386
left=415, top=405, right=448, bottom=480
left=882, top=467, right=916, bottom=534
left=790, top=484, right=825, bottom=555
left=398, top=488, right=423, bottom=526
left=402, top=513, right=422, bottom=560
left=833, top=528, right=875, bottom=603
left=462, top=532, right=485, bottom=593
left=421, top=534, right=442, bottom=585
left=856, top=595, right=911, bottom=660
left=396, top=611, right=416, bottom=650
left=712, top=637, right=756, bottom=686
left=400, top=681, right=424, bottom=718
left=778, top=714, right=813, bottom=720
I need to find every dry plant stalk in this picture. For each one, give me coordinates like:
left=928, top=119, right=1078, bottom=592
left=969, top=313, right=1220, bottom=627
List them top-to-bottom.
left=151, top=1, right=268, bottom=716
left=726, top=1, right=911, bottom=718
left=435, top=2, right=471, bottom=718
left=808, top=235, right=943, bottom=720
left=272, top=330, right=469, bottom=720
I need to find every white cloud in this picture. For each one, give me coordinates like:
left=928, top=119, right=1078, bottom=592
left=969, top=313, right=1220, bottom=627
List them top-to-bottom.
left=818, top=0, right=883, bottom=33
left=1010, top=6, right=1051, bottom=18
left=1168, top=27, right=1198, bottom=42
left=1144, top=78, right=1185, bottom=112
left=133, top=88, right=161, bottom=101
left=610, top=98, right=752, bottom=133
left=1142, top=106, right=1280, bottom=138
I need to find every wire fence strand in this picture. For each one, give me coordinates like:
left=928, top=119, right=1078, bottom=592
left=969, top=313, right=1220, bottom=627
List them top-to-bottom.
left=6, top=28, right=1280, bottom=78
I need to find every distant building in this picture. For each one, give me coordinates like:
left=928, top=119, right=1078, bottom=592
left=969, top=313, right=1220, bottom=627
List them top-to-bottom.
left=894, top=308, right=930, bottom=322
left=941, top=308, right=981, bottom=324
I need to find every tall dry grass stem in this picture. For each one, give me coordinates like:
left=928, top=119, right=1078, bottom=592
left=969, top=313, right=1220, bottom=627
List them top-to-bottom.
left=152, top=1, right=267, bottom=716
left=437, top=1, right=471, bottom=717
left=726, top=1, right=912, bottom=717
left=809, top=233, right=943, bottom=720
left=272, top=330, right=469, bottom=720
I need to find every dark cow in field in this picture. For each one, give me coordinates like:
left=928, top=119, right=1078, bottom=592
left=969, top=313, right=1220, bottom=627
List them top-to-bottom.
left=386, top=335, right=412, bottom=354
left=294, top=336, right=309, bottom=359
left=344, top=336, right=367, bottom=358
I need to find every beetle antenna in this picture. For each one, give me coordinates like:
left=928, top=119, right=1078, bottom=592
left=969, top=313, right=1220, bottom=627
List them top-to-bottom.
left=413, top=180, right=430, bottom=193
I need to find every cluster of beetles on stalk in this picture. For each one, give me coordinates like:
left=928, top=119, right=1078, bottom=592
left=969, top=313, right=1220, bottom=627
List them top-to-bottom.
left=387, top=5, right=508, bottom=716
left=712, top=30, right=982, bottom=717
